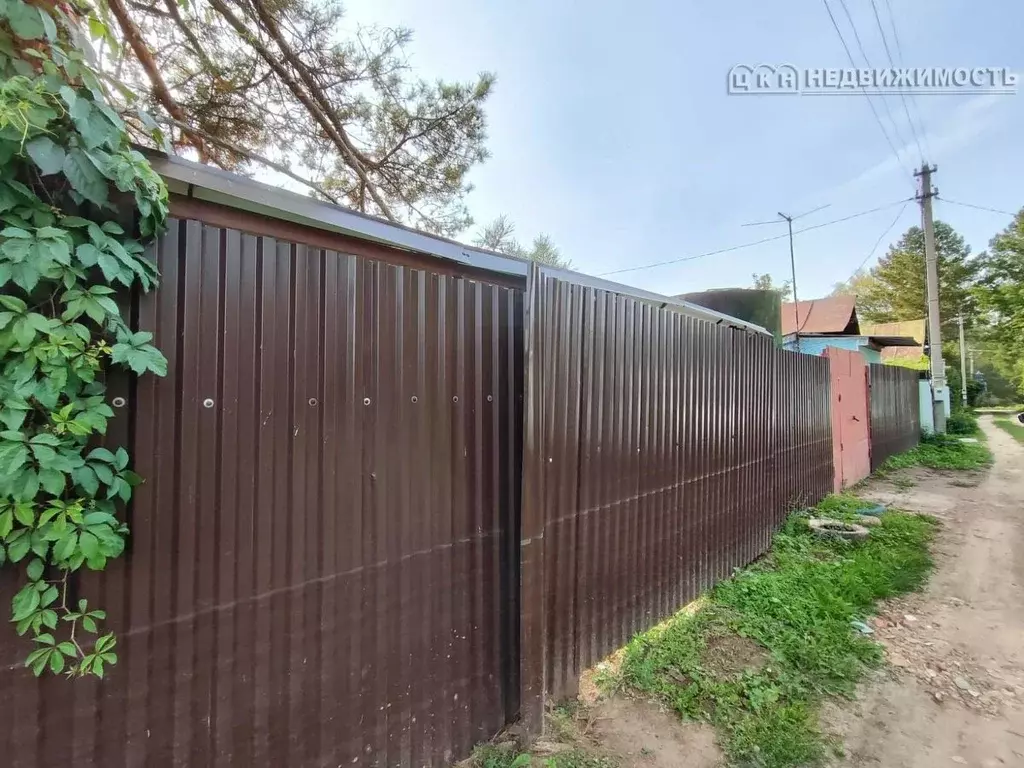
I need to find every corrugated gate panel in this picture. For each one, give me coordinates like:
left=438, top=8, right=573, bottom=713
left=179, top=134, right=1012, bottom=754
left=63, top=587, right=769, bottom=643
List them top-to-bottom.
left=0, top=219, right=523, bottom=768
left=521, top=269, right=834, bottom=708
left=825, top=348, right=871, bottom=490
left=868, top=363, right=921, bottom=470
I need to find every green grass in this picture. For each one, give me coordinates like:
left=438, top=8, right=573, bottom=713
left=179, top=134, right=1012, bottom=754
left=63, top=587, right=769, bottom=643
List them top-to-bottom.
left=975, top=404, right=1024, bottom=414
left=946, top=409, right=980, bottom=437
left=993, top=416, right=1024, bottom=444
left=880, top=433, right=992, bottom=472
left=619, top=500, right=937, bottom=767
left=472, top=745, right=615, bottom=768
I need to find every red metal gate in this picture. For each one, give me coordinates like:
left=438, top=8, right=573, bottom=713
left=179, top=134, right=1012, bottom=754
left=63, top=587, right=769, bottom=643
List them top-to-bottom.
left=824, top=348, right=871, bottom=490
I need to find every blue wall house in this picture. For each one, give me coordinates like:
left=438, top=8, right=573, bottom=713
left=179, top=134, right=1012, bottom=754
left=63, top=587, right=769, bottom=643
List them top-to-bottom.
left=781, top=296, right=920, bottom=363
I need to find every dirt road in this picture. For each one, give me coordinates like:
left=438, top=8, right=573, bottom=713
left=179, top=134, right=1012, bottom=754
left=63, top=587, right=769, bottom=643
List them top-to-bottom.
left=825, top=416, right=1024, bottom=767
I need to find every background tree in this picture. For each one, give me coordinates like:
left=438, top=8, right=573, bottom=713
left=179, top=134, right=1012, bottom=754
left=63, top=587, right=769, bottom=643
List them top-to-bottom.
left=103, top=0, right=494, bottom=235
left=973, top=209, right=1024, bottom=396
left=474, top=215, right=572, bottom=268
left=856, top=222, right=980, bottom=324
left=829, top=268, right=878, bottom=298
left=751, top=272, right=792, bottom=301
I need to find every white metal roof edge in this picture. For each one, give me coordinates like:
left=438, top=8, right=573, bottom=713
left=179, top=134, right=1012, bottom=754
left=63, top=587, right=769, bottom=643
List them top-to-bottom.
left=144, top=149, right=529, bottom=278
left=145, top=150, right=771, bottom=337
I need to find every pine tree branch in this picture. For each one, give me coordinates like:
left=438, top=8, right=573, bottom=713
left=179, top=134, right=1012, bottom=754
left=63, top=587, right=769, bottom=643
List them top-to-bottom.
left=106, top=0, right=213, bottom=163
left=161, top=0, right=218, bottom=74
left=204, top=0, right=395, bottom=219
left=244, top=0, right=382, bottom=175
left=158, top=117, right=339, bottom=204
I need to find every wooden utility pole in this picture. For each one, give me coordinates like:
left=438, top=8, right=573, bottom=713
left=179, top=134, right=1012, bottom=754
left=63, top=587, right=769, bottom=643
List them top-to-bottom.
left=916, top=164, right=946, bottom=432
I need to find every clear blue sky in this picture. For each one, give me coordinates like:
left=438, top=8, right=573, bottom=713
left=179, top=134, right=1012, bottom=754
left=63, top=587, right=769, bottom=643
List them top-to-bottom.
left=339, top=0, right=1023, bottom=299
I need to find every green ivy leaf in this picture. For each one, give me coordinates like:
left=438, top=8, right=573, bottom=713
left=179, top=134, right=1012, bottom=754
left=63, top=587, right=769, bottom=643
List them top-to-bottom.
left=5, top=2, right=45, bottom=40
left=38, top=7, right=56, bottom=41
left=71, top=101, right=119, bottom=151
left=25, top=136, right=65, bottom=175
left=62, top=148, right=109, bottom=207
left=87, top=447, right=116, bottom=463
left=72, top=465, right=99, bottom=495
left=38, top=468, right=65, bottom=495
left=13, top=501, right=34, bottom=526
left=53, top=531, right=77, bottom=562
left=7, top=533, right=30, bottom=562
left=26, top=557, right=44, bottom=580
left=11, top=584, right=40, bottom=621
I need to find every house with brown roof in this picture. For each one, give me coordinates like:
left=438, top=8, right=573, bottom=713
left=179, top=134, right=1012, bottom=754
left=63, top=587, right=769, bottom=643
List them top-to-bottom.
left=781, top=296, right=919, bottom=363
left=860, top=319, right=928, bottom=364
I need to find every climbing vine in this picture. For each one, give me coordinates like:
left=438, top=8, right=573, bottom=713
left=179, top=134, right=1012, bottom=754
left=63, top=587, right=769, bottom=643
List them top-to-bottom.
left=0, top=0, right=167, bottom=677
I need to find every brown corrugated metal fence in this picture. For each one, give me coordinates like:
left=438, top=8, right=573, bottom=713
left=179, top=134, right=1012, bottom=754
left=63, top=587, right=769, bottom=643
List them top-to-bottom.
left=1, top=209, right=887, bottom=767
left=0, top=216, right=523, bottom=767
left=519, top=269, right=834, bottom=718
left=868, top=363, right=922, bottom=470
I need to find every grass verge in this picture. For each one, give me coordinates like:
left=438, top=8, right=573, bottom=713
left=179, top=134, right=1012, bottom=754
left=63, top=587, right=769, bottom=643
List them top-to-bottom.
left=946, top=409, right=980, bottom=437
left=993, top=415, right=1024, bottom=444
left=879, top=433, right=992, bottom=473
left=618, top=497, right=937, bottom=767
left=469, top=704, right=617, bottom=768
left=472, top=744, right=614, bottom=768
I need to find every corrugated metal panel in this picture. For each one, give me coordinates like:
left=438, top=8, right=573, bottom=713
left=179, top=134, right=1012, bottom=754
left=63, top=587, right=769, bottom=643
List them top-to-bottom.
left=0, top=217, right=523, bottom=768
left=520, top=270, right=834, bottom=707
left=825, top=348, right=871, bottom=491
left=868, top=364, right=921, bottom=470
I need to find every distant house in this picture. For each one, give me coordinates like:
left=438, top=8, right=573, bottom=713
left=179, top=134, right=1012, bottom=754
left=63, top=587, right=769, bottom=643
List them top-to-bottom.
left=781, top=296, right=919, bottom=363
left=860, top=319, right=928, bottom=364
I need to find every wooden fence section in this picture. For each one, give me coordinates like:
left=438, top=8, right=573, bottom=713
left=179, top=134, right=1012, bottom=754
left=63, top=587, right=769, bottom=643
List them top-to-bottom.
left=520, top=269, right=834, bottom=721
left=868, top=363, right=922, bottom=470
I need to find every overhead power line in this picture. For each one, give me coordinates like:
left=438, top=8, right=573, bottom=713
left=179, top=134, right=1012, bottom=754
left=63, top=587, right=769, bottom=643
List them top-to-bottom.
left=821, top=0, right=913, bottom=181
left=837, top=0, right=910, bottom=153
left=868, top=0, right=924, bottom=162
left=881, top=0, right=932, bottom=160
left=597, top=197, right=914, bottom=277
left=937, top=198, right=1018, bottom=217
left=847, top=199, right=910, bottom=278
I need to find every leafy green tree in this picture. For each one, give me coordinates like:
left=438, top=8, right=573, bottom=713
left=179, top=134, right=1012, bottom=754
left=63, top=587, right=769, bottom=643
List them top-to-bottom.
left=0, top=0, right=167, bottom=676
left=103, top=0, right=494, bottom=236
left=974, top=209, right=1024, bottom=396
left=475, top=215, right=572, bottom=268
left=857, top=222, right=980, bottom=325
left=829, top=268, right=878, bottom=299
left=751, top=272, right=792, bottom=301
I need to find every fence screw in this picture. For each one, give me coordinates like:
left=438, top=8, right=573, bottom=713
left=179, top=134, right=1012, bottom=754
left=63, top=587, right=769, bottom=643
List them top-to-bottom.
left=486, top=395, right=493, bottom=402
left=111, top=396, right=126, bottom=408
left=411, top=396, right=418, bottom=403
left=453, top=396, right=459, bottom=403
left=363, top=397, right=371, bottom=406
left=203, top=398, right=214, bottom=408
left=308, top=398, right=318, bottom=407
